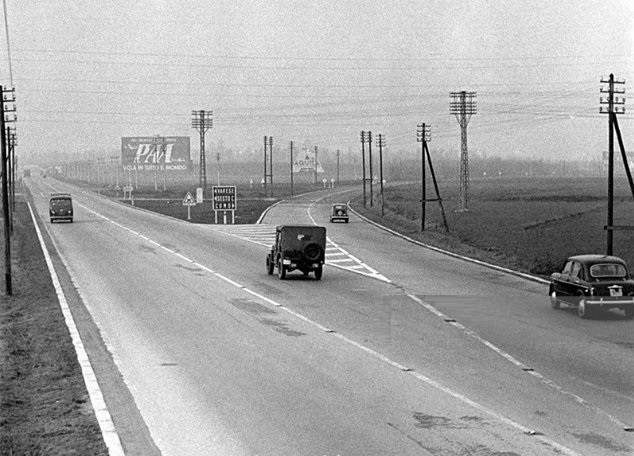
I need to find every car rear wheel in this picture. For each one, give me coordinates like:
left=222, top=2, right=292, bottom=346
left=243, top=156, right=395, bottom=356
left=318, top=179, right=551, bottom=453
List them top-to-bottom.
left=266, top=255, right=274, bottom=275
left=277, top=258, right=286, bottom=280
left=314, top=265, right=323, bottom=280
left=550, top=290, right=560, bottom=309
left=577, top=299, right=592, bottom=319
left=624, top=307, right=634, bottom=319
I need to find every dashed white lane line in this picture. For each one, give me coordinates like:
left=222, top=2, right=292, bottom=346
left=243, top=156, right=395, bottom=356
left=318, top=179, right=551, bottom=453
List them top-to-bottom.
left=304, top=195, right=632, bottom=433
left=28, top=202, right=125, bottom=456
left=69, top=202, right=580, bottom=456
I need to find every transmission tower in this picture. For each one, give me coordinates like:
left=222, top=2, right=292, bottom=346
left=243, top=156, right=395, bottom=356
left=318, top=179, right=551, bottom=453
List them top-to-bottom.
left=450, top=91, right=477, bottom=211
left=191, top=110, right=213, bottom=191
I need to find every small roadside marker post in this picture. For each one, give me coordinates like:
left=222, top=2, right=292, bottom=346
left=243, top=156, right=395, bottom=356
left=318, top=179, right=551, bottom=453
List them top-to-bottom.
left=182, top=191, right=196, bottom=221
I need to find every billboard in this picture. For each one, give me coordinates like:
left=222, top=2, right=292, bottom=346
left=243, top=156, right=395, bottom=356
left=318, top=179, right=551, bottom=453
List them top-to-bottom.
left=121, top=136, right=191, bottom=171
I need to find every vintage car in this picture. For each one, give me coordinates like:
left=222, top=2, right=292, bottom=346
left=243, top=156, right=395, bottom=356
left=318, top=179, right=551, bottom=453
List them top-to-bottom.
left=49, top=192, right=73, bottom=223
left=330, top=203, right=349, bottom=223
left=266, top=225, right=326, bottom=280
left=549, top=254, right=634, bottom=319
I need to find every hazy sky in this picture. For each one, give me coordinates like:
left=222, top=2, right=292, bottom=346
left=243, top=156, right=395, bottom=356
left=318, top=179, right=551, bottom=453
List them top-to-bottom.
left=3, top=0, right=633, bottom=163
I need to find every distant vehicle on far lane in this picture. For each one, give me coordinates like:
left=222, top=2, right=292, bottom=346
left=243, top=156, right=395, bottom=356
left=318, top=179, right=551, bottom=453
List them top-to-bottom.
left=49, top=192, right=73, bottom=223
left=549, top=254, right=634, bottom=319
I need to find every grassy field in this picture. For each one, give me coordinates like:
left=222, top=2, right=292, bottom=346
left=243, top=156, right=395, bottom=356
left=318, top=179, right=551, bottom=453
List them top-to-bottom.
left=352, top=177, right=634, bottom=276
left=0, top=200, right=107, bottom=455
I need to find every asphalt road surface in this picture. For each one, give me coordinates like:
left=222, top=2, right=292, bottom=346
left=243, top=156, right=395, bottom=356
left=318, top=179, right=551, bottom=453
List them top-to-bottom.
left=27, top=177, right=633, bottom=456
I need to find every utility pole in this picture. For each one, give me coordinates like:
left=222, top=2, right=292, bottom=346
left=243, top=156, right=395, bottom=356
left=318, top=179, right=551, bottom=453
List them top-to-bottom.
left=600, top=74, right=626, bottom=255
left=1, top=85, right=16, bottom=295
left=450, top=91, right=477, bottom=211
left=191, top=110, right=213, bottom=192
left=417, top=123, right=449, bottom=232
left=417, top=123, right=430, bottom=231
left=9, top=129, right=15, bottom=212
left=360, top=131, right=367, bottom=207
left=367, top=131, right=373, bottom=207
left=377, top=134, right=385, bottom=216
left=263, top=136, right=273, bottom=196
left=290, top=140, right=294, bottom=197
left=313, top=146, right=318, bottom=185
left=336, top=149, right=340, bottom=184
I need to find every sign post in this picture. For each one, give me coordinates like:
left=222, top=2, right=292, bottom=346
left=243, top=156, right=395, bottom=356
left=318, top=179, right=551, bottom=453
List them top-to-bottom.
left=212, top=185, right=237, bottom=224
left=182, top=191, right=196, bottom=221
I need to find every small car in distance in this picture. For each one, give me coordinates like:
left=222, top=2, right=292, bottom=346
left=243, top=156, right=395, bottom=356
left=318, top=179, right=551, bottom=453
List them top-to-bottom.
left=49, top=192, right=73, bottom=223
left=330, top=203, right=349, bottom=223
left=266, top=225, right=326, bottom=280
left=549, top=254, right=634, bottom=319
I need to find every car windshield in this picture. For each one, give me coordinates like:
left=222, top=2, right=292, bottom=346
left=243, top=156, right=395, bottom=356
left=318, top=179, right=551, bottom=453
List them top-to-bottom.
left=51, top=199, right=72, bottom=210
left=589, top=263, right=627, bottom=279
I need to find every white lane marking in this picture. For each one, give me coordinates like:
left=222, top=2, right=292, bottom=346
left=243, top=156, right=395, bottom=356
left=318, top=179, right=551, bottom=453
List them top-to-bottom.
left=303, top=193, right=631, bottom=432
left=27, top=202, right=125, bottom=456
left=70, top=202, right=582, bottom=455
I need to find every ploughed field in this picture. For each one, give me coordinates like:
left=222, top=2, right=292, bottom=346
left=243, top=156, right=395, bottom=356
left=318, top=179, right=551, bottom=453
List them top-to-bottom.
left=353, top=177, right=634, bottom=276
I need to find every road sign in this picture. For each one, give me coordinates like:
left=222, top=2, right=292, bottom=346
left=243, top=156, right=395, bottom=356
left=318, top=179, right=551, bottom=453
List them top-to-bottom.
left=212, top=185, right=237, bottom=224
left=196, top=187, right=203, bottom=203
left=182, top=191, right=196, bottom=221
left=183, top=192, right=196, bottom=206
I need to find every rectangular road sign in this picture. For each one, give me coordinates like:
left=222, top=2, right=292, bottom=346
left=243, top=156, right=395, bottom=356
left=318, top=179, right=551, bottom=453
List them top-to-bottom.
left=212, top=186, right=237, bottom=211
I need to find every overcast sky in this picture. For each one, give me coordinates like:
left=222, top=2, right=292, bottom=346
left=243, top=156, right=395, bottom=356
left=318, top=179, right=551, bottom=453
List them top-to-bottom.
left=3, top=0, right=633, bottom=163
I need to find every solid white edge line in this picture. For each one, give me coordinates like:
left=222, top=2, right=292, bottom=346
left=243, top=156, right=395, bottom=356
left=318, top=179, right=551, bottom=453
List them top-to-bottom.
left=27, top=202, right=125, bottom=456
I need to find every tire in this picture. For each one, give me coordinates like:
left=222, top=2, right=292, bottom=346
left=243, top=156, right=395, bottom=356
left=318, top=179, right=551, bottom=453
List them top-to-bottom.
left=304, top=243, right=322, bottom=262
left=266, top=255, right=274, bottom=275
left=278, top=258, right=286, bottom=280
left=314, top=265, right=323, bottom=280
left=550, top=289, right=560, bottom=309
left=577, top=299, right=592, bottom=319
left=624, top=307, right=634, bottom=319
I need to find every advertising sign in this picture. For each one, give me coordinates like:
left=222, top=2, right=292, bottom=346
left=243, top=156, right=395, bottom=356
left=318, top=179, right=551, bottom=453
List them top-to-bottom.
left=121, top=136, right=191, bottom=171
left=293, top=150, right=324, bottom=174
left=212, top=186, right=237, bottom=210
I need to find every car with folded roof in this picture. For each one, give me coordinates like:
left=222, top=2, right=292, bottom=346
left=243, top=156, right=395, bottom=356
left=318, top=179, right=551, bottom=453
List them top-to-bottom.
left=330, top=203, right=349, bottom=223
left=266, top=225, right=326, bottom=280
left=549, top=254, right=634, bottom=319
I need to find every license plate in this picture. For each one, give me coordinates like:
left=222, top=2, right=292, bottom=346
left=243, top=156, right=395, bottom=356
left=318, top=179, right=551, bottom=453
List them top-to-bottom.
left=609, top=288, right=622, bottom=297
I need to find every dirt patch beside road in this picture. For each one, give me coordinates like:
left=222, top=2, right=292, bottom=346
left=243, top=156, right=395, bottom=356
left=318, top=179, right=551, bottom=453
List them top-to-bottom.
left=0, top=200, right=107, bottom=455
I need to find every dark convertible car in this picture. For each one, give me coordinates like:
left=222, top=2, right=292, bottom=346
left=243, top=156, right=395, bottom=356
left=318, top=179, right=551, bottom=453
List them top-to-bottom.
left=549, top=254, right=634, bottom=319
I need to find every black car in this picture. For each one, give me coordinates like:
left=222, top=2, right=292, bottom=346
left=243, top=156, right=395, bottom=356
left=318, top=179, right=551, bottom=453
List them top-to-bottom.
left=49, top=192, right=73, bottom=223
left=266, top=225, right=326, bottom=280
left=549, top=254, right=634, bottom=319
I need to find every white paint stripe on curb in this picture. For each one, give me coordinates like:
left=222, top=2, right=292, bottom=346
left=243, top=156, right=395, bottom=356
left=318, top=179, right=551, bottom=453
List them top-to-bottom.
left=27, top=202, right=125, bottom=456
left=347, top=205, right=550, bottom=285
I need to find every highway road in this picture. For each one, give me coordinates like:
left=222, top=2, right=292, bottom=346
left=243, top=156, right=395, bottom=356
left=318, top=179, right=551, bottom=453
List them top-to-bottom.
left=27, top=177, right=633, bottom=455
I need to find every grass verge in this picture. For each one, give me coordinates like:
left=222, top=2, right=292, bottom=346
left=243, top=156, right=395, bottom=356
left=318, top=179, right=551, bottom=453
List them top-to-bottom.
left=0, top=200, right=107, bottom=456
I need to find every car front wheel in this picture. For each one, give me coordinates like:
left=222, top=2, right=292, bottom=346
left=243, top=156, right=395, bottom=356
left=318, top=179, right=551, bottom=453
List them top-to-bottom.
left=266, top=255, right=274, bottom=275
left=314, top=265, right=323, bottom=280
left=550, top=289, right=560, bottom=309
left=577, top=299, right=592, bottom=319
left=624, top=307, right=634, bottom=319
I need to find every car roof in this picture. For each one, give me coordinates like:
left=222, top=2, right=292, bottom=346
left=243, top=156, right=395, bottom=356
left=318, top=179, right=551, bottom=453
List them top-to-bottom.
left=567, top=254, right=626, bottom=265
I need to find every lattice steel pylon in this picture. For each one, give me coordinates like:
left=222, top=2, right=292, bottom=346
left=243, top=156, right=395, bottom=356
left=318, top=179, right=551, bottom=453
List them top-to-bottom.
left=450, top=91, right=477, bottom=211
left=191, top=110, right=213, bottom=190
